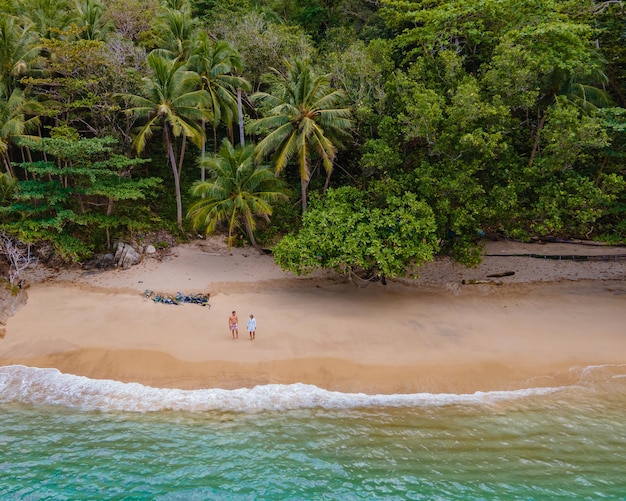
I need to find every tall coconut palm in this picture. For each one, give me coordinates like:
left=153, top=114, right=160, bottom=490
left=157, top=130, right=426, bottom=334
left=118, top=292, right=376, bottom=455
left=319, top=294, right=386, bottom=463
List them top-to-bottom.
left=21, top=0, right=74, bottom=39
left=73, top=0, right=112, bottom=41
left=161, top=0, right=189, bottom=10
left=152, top=7, right=198, bottom=61
left=0, top=16, right=39, bottom=95
left=189, top=32, right=251, bottom=179
left=121, top=51, right=210, bottom=230
left=248, top=58, right=352, bottom=212
left=528, top=65, right=613, bottom=168
left=0, top=88, right=41, bottom=176
left=187, top=138, right=289, bottom=251
left=0, top=171, right=16, bottom=204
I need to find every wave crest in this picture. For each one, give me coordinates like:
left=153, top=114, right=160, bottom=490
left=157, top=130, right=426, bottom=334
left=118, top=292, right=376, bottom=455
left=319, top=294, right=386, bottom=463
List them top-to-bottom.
left=0, top=365, right=570, bottom=413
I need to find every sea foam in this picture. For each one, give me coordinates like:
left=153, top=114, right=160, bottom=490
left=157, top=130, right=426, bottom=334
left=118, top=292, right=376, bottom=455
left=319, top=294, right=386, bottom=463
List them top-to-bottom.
left=0, top=365, right=565, bottom=413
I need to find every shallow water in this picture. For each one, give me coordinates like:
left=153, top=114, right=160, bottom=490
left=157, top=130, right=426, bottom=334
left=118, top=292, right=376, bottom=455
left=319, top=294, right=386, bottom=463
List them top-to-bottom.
left=1, top=364, right=626, bottom=500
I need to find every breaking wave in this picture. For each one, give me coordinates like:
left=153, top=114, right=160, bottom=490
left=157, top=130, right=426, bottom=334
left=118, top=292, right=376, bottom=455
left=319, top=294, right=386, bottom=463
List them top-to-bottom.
left=0, top=364, right=581, bottom=413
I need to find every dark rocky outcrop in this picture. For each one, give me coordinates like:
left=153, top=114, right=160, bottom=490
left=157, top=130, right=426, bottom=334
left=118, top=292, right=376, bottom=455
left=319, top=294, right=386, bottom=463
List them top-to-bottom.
left=82, top=242, right=143, bottom=272
left=113, top=242, right=142, bottom=269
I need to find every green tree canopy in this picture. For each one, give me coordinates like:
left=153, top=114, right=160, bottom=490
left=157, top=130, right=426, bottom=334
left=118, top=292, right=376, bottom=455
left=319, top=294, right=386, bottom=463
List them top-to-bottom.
left=0, top=15, right=39, bottom=94
left=189, top=32, right=251, bottom=175
left=120, top=51, right=210, bottom=230
left=249, top=58, right=352, bottom=211
left=0, top=88, right=41, bottom=176
left=2, top=134, right=161, bottom=261
left=273, top=186, right=439, bottom=280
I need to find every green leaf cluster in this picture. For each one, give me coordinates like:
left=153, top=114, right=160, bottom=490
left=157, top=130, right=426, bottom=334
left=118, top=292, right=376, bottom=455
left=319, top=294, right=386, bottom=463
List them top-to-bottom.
left=1, top=0, right=626, bottom=277
left=1, top=135, right=161, bottom=261
left=188, top=139, right=290, bottom=249
left=274, top=186, right=439, bottom=279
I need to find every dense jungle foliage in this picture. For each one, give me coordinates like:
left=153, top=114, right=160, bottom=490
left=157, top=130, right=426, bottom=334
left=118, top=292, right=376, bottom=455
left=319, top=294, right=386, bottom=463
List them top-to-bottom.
left=0, top=0, right=625, bottom=279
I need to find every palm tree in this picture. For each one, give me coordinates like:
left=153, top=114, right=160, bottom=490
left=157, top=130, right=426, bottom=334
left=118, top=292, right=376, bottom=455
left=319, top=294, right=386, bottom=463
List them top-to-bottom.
left=21, top=0, right=74, bottom=39
left=73, top=0, right=112, bottom=41
left=161, top=0, right=189, bottom=10
left=152, top=7, right=198, bottom=61
left=0, top=15, right=39, bottom=95
left=189, top=32, right=251, bottom=179
left=121, top=51, right=210, bottom=230
left=248, top=59, right=352, bottom=212
left=529, top=64, right=613, bottom=168
left=0, top=88, right=41, bottom=176
left=187, top=138, right=289, bottom=251
left=0, top=171, right=16, bottom=204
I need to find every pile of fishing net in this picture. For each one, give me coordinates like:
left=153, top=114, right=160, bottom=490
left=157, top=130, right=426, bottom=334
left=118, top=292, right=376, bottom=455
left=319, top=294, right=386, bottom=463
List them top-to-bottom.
left=144, top=290, right=210, bottom=307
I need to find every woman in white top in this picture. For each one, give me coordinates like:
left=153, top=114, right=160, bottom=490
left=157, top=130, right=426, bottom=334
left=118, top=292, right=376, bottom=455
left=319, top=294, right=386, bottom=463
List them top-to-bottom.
left=247, top=314, right=257, bottom=340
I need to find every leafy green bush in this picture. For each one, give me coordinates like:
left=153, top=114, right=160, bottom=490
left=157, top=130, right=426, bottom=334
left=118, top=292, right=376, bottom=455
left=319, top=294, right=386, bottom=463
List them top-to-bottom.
left=274, top=186, right=439, bottom=280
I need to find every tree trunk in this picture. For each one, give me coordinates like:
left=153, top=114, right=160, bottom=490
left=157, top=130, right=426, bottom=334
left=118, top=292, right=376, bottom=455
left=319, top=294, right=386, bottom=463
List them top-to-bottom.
left=237, top=88, right=245, bottom=146
left=529, top=110, right=547, bottom=169
left=201, top=118, right=206, bottom=182
left=227, top=123, right=234, bottom=144
left=165, top=125, right=183, bottom=230
left=177, top=135, right=187, bottom=185
left=1, top=154, right=14, bottom=177
left=595, top=155, right=609, bottom=186
left=323, top=166, right=332, bottom=192
left=301, top=178, right=308, bottom=212
left=106, top=197, right=114, bottom=249
left=227, top=206, right=238, bottom=250
left=244, top=212, right=264, bottom=254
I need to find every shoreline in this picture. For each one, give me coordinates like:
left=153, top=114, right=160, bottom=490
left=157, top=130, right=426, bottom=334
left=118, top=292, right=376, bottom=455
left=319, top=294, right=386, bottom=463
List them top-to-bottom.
left=2, top=239, right=626, bottom=394
left=0, top=350, right=603, bottom=394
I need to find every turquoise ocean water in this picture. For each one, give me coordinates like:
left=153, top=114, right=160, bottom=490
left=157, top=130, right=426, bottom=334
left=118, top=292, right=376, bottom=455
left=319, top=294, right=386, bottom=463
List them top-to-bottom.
left=1, top=364, right=626, bottom=500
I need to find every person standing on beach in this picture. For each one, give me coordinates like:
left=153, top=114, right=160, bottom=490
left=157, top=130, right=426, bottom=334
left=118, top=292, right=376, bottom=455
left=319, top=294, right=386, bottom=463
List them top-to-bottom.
left=229, top=311, right=239, bottom=339
left=247, top=314, right=257, bottom=340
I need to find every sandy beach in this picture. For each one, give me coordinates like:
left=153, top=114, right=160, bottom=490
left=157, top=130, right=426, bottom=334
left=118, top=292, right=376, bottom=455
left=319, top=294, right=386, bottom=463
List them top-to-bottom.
left=1, top=238, right=625, bottom=394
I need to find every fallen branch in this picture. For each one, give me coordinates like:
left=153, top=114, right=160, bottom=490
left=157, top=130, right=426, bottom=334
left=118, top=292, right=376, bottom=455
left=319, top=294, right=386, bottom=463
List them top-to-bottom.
left=0, top=232, right=38, bottom=285
left=485, top=253, right=626, bottom=261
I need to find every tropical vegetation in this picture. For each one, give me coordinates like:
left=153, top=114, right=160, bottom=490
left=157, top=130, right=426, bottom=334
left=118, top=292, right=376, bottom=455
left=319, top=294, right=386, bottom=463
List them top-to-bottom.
left=0, top=0, right=625, bottom=280
left=187, top=138, right=289, bottom=250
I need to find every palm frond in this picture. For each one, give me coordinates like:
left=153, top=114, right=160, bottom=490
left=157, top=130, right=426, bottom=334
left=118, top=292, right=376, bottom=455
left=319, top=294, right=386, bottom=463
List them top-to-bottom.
left=132, top=115, right=161, bottom=153
left=257, top=125, right=298, bottom=173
